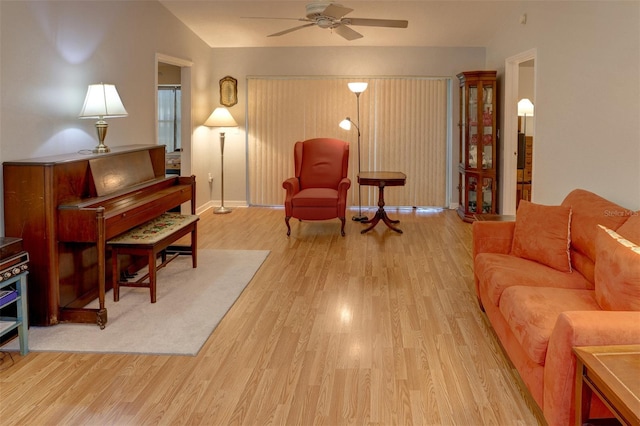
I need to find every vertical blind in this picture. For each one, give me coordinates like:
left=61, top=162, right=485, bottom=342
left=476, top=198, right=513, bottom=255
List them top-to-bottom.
left=247, top=77, right=448, bottom=208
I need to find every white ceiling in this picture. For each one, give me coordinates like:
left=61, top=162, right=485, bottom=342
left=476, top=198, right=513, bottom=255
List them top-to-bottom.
left=158, top=1, right=511, bottom=48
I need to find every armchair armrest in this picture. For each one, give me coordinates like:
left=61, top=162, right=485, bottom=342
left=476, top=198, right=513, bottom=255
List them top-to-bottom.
left=282, top=177, right=300, bottom=196
left=282, top=177, right=300, bottom=216
left=336, top=177, right=351, bottom=215
left=337, top=177, right=351, bottom=198
left=472, top=221, right=515, bottom=260
left=544, top=311, right=640, bottom=426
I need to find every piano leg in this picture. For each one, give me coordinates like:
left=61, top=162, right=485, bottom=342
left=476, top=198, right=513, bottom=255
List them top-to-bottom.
left=58, top=208, right=109, bottom=329
left=96, top=208, right=107, bottom=328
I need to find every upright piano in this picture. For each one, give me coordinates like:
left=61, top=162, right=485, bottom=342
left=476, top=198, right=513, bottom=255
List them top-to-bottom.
left=3, top=145, right=195, bottom=327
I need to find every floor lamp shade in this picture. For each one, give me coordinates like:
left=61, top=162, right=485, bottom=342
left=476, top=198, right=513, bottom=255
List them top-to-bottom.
left=79, top=83, right=128, bottom=153
left=204, top=107, right=238, bottom=214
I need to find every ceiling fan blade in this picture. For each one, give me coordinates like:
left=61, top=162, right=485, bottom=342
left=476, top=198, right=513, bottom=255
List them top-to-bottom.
left=322, top=3, right=353, bottom=19
left=242, top=16, right=307, bottom=22
left=346, top=18, right=409, bottom=28
left=268, top=23, right=316, bottom=37
left=334, top=24, right=363, bottom=41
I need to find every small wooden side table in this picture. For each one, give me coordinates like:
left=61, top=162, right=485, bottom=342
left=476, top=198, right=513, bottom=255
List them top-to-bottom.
left=358, top=171, right=406, bottom=234
left=574, top=345, right=640, bottom=426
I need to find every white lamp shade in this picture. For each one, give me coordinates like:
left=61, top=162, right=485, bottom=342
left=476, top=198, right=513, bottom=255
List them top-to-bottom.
left=348, top=82, right=368, bottom=94
left=79, top=83, right=128, bottom=118
left=517, top=98, right=534, bottom=116
left=204, top=107, right=238, bottom=127
left=339, top=118, right=352, bottom=130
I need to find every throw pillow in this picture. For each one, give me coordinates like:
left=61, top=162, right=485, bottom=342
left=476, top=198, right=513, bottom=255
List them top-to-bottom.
left=511, top=200, right=572, bottom=272
left=594, top=225, right=640, bottom=311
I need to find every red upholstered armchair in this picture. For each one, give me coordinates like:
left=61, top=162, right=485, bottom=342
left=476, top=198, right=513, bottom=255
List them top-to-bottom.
left=282, top=138, right=351, bottom=236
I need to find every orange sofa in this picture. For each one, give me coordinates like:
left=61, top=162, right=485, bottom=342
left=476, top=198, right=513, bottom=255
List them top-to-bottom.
left=472, top=189, right=640, bottom=426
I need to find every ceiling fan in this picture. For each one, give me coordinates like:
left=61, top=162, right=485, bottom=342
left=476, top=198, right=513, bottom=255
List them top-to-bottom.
left=245, top=2, right=408, bottom=41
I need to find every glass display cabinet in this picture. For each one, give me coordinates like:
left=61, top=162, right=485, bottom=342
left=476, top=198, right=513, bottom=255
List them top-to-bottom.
left=457, top=70, right=498, bottom=221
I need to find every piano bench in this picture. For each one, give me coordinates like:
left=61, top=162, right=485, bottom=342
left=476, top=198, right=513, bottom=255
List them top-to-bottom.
left=107, top=213, right=199, bottom=303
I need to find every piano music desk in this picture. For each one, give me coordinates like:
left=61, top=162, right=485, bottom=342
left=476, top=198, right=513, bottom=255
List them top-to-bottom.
left=108, top=213, right=199, bottom=303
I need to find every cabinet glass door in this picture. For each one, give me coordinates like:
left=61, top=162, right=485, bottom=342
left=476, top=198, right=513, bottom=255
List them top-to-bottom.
left=481, top=84, right=493, bottom=169
left=468, top=85, right=478, bottom=168
left=467, top=175, right=478, bottom=213
left=482, top=177, right=493, bottom=213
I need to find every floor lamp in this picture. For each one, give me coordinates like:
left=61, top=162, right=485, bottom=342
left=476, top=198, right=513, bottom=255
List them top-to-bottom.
left=340, top=82, right=368, bottom=222
left=517, top=98, right=534, bottom=202
left=204, top=107, right=238, bottom=214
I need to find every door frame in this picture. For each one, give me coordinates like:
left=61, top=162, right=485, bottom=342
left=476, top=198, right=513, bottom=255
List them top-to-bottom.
left=502, top=48, right=537, bottom=215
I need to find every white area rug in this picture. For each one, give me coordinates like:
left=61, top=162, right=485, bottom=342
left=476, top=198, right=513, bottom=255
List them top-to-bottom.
left=5, top=250, right=269, bottom=356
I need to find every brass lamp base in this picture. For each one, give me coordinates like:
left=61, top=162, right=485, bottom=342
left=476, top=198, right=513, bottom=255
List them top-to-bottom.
left=93, top=120, right=110, bottom=153
left=93, top=144, right=111, bottom=154
left=214, top=206, right=232, bottom=214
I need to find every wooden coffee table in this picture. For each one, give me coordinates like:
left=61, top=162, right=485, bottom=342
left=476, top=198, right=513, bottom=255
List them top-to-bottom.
left=357, top=172, right=406, bottom=234
left=574, top=345, right=640, bottom=426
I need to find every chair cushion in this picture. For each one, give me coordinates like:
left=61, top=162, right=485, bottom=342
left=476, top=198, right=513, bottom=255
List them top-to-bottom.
left=292, top=188, right=339, bottom=208
left=511, top=200, right=572, bottom=272
left=595, top=225, right=640, bottom=311
left=476, top=253, right=592, bottom=307
left=499, top=286, right=600, bottom=364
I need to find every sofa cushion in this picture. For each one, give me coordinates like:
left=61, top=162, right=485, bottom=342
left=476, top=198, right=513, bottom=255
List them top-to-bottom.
left=561, top=189, right=631, bottom=263
left=511, top=200, right=572, bottom=272
left=615, top=213, right=640, bottom=245
left=595, top=225, right=640, bottom=311
left=476, top=253, right=592, bottom=307
left=499, top=286, right=600, bottom=364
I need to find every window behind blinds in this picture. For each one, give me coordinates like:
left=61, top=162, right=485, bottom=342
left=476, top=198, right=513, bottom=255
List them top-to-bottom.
left=247, top=77, right=449, bottom=208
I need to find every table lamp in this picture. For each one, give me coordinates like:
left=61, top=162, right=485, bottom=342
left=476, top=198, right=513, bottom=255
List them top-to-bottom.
left=79, top=83, right=128, bottom=153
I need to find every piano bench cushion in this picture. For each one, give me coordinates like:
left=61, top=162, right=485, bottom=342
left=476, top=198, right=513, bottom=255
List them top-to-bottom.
left=107, top=213, right=199, bottom=245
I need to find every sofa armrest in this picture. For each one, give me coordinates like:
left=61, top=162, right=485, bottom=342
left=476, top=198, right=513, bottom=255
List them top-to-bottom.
left=472, top=221, right=515, bottom=260
left=543, top=311, right=640, bottom=426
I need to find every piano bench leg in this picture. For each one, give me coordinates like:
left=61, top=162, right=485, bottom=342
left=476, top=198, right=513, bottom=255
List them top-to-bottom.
left=112, top=249, right=120, bottom=302
left=149, top=249, right=157, bottom=303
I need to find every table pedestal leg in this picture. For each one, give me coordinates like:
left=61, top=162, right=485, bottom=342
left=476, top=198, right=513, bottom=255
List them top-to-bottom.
left=361, top=185, right=403, bottom=234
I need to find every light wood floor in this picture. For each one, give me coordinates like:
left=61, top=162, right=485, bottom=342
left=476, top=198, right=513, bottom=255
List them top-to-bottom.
left=0, top=207, right=541, bottom=425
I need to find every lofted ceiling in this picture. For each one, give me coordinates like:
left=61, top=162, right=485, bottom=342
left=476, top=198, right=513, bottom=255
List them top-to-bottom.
left=158, top=1, right=513, bottom=48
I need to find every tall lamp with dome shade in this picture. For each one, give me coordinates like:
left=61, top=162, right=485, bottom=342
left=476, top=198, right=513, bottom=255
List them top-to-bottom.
left=340, top=81, right=368, bottom=222
left=79, top=83, right=128, bottom=153
left=205, top=107, right=238, bottom=214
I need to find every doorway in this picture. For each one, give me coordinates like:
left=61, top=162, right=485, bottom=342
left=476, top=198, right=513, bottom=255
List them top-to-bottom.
left=502, top=49, right=537, bottom=215
left=155, top=54, right=193, bottom=177
left=158, top=63, right=182, bottom=175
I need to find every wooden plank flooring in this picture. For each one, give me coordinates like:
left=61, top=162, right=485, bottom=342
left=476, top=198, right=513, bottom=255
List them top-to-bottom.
left=0, top=207, right=541, bottom=425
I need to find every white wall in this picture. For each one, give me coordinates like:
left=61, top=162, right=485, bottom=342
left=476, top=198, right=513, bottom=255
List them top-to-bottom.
left=0, top=0, right=215, bottom=234
left=3, top=1, right=637, bottom=237
left=485, top=1, right=640, bottom=209
left=210, top=46, right=486, bottom=208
